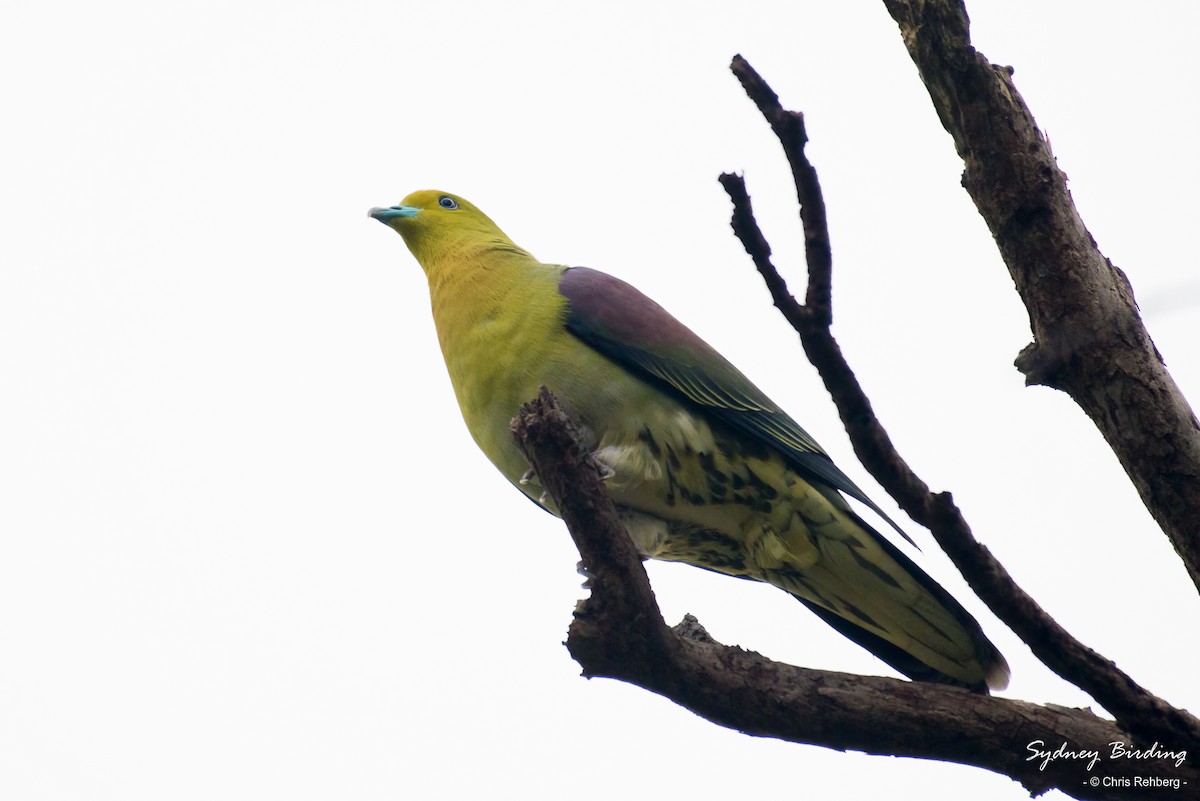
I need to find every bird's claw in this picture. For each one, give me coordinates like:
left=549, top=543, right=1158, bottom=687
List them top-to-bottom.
left=588, top=453, right=615, bottom=481
left=519, top=467, right=536, bottom=485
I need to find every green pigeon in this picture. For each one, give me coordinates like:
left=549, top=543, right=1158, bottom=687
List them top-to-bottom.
left=370, top=190, right=1009, bottom=692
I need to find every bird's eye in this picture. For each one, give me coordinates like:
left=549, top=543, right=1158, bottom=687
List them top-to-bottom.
left=438, top=196, right=458, bottom=210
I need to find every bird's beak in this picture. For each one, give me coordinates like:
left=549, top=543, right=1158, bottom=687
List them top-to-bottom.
left=368, top=205, right=420, bottom=223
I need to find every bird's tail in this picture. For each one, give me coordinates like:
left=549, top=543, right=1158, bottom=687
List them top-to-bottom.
left=772, top=508, right=1009, bottom=693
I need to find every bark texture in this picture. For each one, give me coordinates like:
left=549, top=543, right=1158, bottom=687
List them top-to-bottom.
left=882, top=0, right=1200, bottom=593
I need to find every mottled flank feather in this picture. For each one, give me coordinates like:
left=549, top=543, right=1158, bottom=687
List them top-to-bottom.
left=371, top=190, right=1009, bottom=692
left=585, top=400, right=1005, bottom=689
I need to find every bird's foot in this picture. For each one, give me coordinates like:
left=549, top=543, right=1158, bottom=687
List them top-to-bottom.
left=586, top=452, right=615, bottom=481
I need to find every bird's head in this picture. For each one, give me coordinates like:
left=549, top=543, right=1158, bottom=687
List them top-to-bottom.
left=369, top=190, right=528, bottom=269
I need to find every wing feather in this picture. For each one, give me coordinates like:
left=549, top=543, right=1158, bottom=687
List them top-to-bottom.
left=558, top=266, right=911, bottom=543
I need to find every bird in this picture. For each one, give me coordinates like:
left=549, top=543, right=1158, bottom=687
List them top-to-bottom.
left=369, top=189, right=1009, bottom=692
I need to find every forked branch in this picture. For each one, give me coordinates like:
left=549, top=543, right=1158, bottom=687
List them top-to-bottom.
left=721, top=50, right=1199, bottom=752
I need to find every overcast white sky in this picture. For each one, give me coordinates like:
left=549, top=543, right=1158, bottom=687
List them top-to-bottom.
left=2, top=1, right=1197, bottom=799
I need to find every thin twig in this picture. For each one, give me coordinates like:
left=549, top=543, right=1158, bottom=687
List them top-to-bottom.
left=722, top=52, right=1200, bottom=749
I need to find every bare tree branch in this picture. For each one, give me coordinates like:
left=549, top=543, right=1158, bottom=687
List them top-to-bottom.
left=881, top=0, right=1200, bottom=593
left=500, top=8, right=1200, bottom=796
left=721, top=52, right=1200, bottom=753
left=510, top=388, right=1199, bottom=801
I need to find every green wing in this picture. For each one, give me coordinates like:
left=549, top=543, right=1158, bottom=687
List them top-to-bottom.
left=558, top=266, right=911, bottom=543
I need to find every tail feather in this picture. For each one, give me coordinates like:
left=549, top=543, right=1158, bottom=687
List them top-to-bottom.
left=774, top=509, right=1009, bottom=692
left=794, top=596, right=987, bottom=690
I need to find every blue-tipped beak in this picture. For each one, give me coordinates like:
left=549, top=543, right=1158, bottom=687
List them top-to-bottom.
left=369, top=205, right=420, bottom=223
